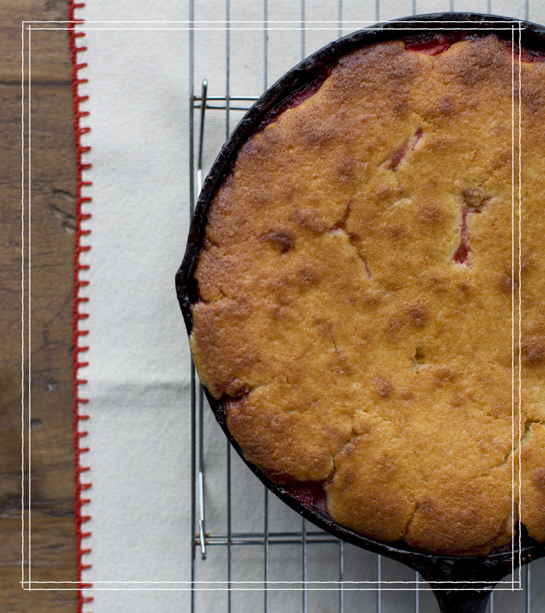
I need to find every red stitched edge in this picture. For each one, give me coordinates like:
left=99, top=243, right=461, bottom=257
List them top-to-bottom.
left=69, top=2, right=93, bottom=611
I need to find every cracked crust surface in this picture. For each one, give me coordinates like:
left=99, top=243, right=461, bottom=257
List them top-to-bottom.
left=190, top=34, right=545, bottom=555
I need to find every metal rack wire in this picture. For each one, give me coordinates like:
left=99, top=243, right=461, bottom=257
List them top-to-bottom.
left=187, top=1, right=541, bottom=611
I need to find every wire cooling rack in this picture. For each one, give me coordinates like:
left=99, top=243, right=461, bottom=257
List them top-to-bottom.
left=187, top=1, right=545, bottom=611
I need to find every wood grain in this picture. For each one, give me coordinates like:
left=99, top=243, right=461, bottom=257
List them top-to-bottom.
left=1, top=0, right=78, bottom=611
left=1, top=0, right=72, bottom=82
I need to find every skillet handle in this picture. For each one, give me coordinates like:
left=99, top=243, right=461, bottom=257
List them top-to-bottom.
left=433, top=588, right=491, bottom=613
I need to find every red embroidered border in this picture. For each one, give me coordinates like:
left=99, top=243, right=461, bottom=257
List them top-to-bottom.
left=69, top=2, right=93, bottom=611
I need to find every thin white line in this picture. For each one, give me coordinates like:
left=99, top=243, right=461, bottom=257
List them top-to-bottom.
left=20, top=17, right=25, bottom=593
left=23, top=17, right=532, bottom=591
left=22, top=19, right=527, bottom=23
left=518, top=21, right=522, bottom=574
left=27, top=23, right=32, bottom=593
left=511, top=24, right=516, bottom=586
left=28, top=27, right=520, bottom=31
left=21, top=579, right=523, bottom=585
left=20, top=587, right=525, bottom=592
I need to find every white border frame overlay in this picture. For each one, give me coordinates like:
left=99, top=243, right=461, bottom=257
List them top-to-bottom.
left=20, top=18, right=525, bottom=593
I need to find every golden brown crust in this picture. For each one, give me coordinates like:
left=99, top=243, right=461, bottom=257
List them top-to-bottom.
left=190, top=34, right=545, bottom=555
left=520, top=424, right=545, bottom=541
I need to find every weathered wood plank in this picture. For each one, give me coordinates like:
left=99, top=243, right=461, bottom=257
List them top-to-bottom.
left=0, top=0, right=73, bottom=82
left=1, top=0, right=79, bottom=609
left=1, top=514, right=77, bottom=612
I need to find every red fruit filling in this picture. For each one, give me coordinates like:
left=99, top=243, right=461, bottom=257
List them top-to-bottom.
left=405, top=33, right=456, bottom=56
left=500, top=39, right=545, bottom=63
left=255, top=71, right=330, bottom=136
left=285, top=79, right=326, bottom=110
left=414, top=126, right=424, bottom=144
left=389, top=127, right=424, bottom=171
left=389, top=141, right=409, bottom=170
left=453, top=191, right=490, bottom=265
left=453, top=206, right=471, bottom=265
left=453, top=237, right=470, bottom=264
left=285, top=480, right=329, bottom=515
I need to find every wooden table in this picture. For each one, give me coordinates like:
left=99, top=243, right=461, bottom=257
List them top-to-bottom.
left=1, top=1, right=78, bottom=610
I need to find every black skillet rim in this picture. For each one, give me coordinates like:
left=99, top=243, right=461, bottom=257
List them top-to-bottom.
left=176, top=12, right=545, bottom=582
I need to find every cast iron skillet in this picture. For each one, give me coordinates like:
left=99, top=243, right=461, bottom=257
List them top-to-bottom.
left=176, top=13, right=545, bottom=612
